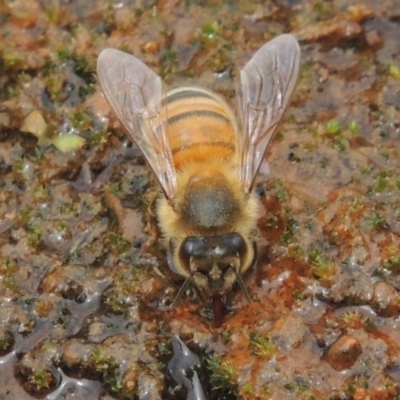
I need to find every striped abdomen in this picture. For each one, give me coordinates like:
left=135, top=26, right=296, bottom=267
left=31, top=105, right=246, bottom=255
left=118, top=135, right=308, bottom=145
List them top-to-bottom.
left=162, top=87, right=238, bottom=170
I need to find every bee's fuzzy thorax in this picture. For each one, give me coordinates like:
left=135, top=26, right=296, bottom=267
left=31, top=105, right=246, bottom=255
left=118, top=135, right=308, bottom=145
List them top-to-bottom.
left=156, top=161, right=259, bottom=240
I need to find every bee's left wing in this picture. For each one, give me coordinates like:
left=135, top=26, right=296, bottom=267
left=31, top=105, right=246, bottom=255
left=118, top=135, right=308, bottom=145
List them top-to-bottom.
left=237, top=34, right=300, bottom=192
left=97, top=49, right=177, bottom=199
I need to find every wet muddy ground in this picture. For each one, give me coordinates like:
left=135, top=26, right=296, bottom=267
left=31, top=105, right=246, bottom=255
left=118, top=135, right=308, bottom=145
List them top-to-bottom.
left=1, top=0, right=400, bottom=399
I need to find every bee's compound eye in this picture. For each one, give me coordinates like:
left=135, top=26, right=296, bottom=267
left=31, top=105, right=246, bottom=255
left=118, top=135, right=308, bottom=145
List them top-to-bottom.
left=222, top=233, right=246, bottom=257
left=180, top=234, right=245, bottom=259
left=178, top=237, right=204, bottom=272
left=180, top=237, right=204, bottom=257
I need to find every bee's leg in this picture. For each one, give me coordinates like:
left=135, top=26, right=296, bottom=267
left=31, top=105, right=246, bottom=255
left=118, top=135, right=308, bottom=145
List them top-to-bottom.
left=169, top=275, right=194, bottom=309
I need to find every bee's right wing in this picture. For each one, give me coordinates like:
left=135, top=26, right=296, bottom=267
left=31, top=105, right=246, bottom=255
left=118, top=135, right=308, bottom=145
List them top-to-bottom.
left=237, top=34, right=300, bottom=192
left=97, top=49, right=177, bottom=200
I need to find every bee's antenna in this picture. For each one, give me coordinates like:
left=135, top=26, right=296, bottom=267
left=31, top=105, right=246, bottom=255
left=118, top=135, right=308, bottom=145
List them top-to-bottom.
left=231, top=265, right=251, bottom=303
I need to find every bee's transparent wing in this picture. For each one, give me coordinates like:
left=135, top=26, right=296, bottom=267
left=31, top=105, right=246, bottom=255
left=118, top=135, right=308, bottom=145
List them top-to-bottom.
left=237, top=34, right=300, bottom=192
left=97, top=48, right=177, bottom=199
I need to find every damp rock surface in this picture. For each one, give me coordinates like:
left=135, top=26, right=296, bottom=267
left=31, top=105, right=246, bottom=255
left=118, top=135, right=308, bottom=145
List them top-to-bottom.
left=1, top=0, right=400, bottom=399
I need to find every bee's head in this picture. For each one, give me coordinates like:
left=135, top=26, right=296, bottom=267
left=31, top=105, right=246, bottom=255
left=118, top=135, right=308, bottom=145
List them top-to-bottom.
left=168, top=233, right=256, bottom=327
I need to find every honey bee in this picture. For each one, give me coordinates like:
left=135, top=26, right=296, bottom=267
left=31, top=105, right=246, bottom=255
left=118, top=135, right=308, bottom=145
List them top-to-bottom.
left=97, top=34, right=300, bottom=327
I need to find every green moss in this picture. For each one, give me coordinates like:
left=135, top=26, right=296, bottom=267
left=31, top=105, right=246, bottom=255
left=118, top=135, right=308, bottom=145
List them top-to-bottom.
left=313, top=1, right=333, bottom=20
left=45, top=6, right=62, bottom=24
left=201, top=21, right=220, bottom=43
left=56, top=47, right=96, bottom=85
left=57, top=47, right=71, bottom=63
left=161, top=47, right=177, bottom=62
left=159, top=48, right=178, bottom=81
left=2, top=51, right=23, bottom=70
left=73, top=55, right=96, bottom=82
left=300, top=62, right=315, bottom=87
left=388, top=63, right=400, bottom=80
left=17, top=71, right=31, bottom=84
left=45, top=73, right=66, bottom=102
left=78, top=84, right=95, bottom=99
left=72, top=112, right=92, bottom=131
left=324, top=119, right=347, bottom=152
left=326, top=119, right=341, bottom=135
left=349, top=120, right=360, bottom=133
left=90, top=130, right=109, bottom=146
left=275, top=131, right=284, bottom=141
left=333, top=138, right=346, bottom=153
left=380, top=151, right=390, bottom=161
left=13, top=157, right=25, bottom=174
left=376, top=170, right=388, bottom=192
left=274, top=179, right=290, bottom=202
left=33, top=183, right=49, bottom=201
left=105, top=183, right=125, bottom=198
left=350, top=196, right=363, bottom=211
left=60, top=203, right=79, bottom=216
left=19, top=205, right=33, bottom=224
left=365, top=211, right=388, bottom=231
left=281, top=216, right=298, bottom=245
left=27, top=225, right=42, bottom=248
left=107, top=233, right=131, bottom=255
left=289, top=245, right=304, bottom=260
left=309, top=248, right=336, bottom=279
left=382, top=250, right=400, bottom=273
left=0, top=258, right=18, bottom=274
left=3, top=275, right=16, bottom=291
left=104, top=290, right=128, bottom=314
left=293, top=290, right=306, bottom=300
left=199, top=303, right=214, bottom=321
left=341, top=310, right=364, bottom=329
left=363, top=317, right=376, bottom=331
left=20, top=320, right=36, bottom=334
left=221, top=330, right=232, bottom=344
left=0, top=332, right=12, bottom=351
left=248, top=332, right=277, bottom=359
left=157, top=337, right=171, bottom=356
left=90, top=347, right=117, bottom=373
left=205, top=356, right=240, bottom=399
left=28, top=369, right=54, bottom=390
left=105, top=370, right=123, bottom=394
left=346, top=376, right=368, bottom=396
left=382, top=377, right=397, bottom=389
left=167, top=382, right=184, bottom=397
left=284, top=382, right=296, bottom=392
left=242, top=383, right=253, bottom=392
left=262, top=386, right=273, bottom=397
